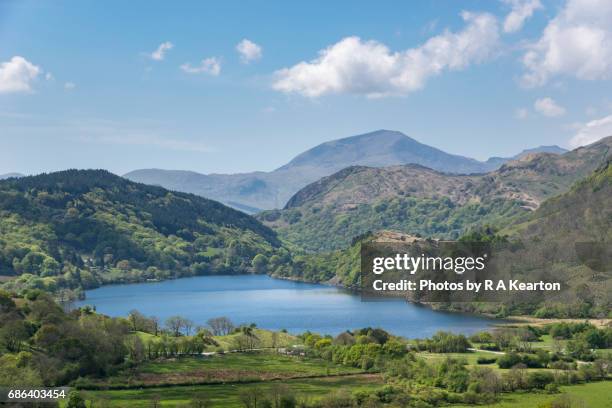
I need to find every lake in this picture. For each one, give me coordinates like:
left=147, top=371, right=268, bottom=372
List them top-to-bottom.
left=77, top=274, right=498, bottom=338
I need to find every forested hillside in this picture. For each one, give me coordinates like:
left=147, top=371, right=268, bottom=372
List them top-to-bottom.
left=260, top=137, right=612, bottom=252
left=271, top=161, right=612, bottom=318
left=0, top=170, right=280, bottom=296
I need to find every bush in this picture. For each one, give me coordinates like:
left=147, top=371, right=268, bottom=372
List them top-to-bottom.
left=477, top=356, right=497, bottom=364
left=527, top=371, right=555, bottom=389
left=545, top=383, right=560, bottom=394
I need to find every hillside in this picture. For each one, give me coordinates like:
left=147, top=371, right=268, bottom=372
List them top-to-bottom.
left=125, top=130, right=561, bottom=212
left=259, top=137, right=611, bottom=252
left=484, top=145, right=567, bottom=168
left=492, top=159, right=612, bottom=316
left=273, top=162, right=611, bottom=317
left=0, top=170, right=280, bottom=295
left=0, top=173, right=24, bottom=180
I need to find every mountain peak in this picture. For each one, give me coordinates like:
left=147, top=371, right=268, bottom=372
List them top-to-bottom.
left=277, top=129, right=486, bottom=174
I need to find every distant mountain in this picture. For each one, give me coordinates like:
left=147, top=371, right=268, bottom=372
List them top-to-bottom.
left=126, top=130, right=563, bottom=212
left=277, top=130, right=490, bottom=174
left=258, top=137, right=611, bottom=252
left=485, top=145, right=567, bottom=168
left=0, top=170, right=279, bottom=294
left=0, top=173, right=24, bottom=180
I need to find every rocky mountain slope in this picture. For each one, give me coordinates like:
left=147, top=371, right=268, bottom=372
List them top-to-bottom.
left=125, top=130, right=564, bottom=212
left=259, top=137, right=611, bottom=252
left=273, top=161, right=611, bottom=317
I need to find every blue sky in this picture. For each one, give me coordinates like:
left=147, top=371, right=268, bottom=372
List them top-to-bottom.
left=1, top=0, right=612, bottom=175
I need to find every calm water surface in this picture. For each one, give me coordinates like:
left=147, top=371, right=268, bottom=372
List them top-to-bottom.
left=77, top=275, right=497, bottom=338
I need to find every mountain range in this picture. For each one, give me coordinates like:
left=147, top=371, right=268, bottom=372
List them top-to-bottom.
left=125, top=130, right=566, bottom=212
left=258, top=136, right=611, bottom=252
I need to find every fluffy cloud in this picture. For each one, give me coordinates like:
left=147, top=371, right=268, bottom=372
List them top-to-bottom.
left=502, top=0, right=542, bottom=33
left=521, top=0, right=612, bottom=87
left=273, top=12, right=499, bottom=98
left=236, top=39, right=262, bottom=63
left=151, top=41, right=174, bottom=61
left=0, top=56, right=41, bottom=94
left=180, top=57, right=221, bottom=75
left=64, top=82, right=76, bottom=90
left=534, top=97, right=566, bottom=117
left=569, top=114, right=612, bottom=148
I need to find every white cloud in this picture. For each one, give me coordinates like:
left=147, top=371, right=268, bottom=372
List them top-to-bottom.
left=502, top=0, right=542, bottom=33
left=521, top=0, right=612, bottom=87
left=272, top=11, right=499, bottom=98
left=236, top=39, right=262, bottom=63
left=150, top=41, right=174, bottom=61
left=0, top=56, right=41, bottom=94
left=180, top=57, right=221, bottom=75
left=45, top=72, right=54, bottom=81
left=64, top=82, right=76, bottom=90
left=534, top=97, right=566, bottom=117
left=515, top=107, right=529, bottom=119
left=569, top=114, right=612, bottom=147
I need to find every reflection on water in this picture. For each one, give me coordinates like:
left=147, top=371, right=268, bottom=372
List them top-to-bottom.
left=77, top=274, right=497, bottom=338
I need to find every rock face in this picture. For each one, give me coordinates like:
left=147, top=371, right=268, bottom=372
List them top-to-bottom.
left=125, top=130, right=565, bottom=212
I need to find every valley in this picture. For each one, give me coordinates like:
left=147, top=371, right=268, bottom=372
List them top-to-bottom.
left=0, top=131, right=610, bottom=407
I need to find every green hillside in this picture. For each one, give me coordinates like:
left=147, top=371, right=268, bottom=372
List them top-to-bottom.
left=259, top=137, right=611, bottom=252
left=271, top=162, right=612, bottom=317
left=0, top=170, right=280, bottom=296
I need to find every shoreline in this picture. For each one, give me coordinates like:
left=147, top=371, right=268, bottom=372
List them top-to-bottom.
left=70, top=272, right=611, bottom=329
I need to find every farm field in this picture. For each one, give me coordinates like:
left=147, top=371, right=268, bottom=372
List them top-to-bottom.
left=80, top=351, right=364, bottom=388
left=71, top=374, right=385, bottom=407
left=455, top=381, right=612, bottom=407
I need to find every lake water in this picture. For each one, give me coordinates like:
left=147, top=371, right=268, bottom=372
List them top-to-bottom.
left=77, top=275, right=498, bottom=338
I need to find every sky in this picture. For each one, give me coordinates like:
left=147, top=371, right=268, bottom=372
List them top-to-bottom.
left=1, top=0, right=612, bottom=176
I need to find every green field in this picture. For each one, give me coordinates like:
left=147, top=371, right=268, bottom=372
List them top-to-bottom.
left=81, top=351, right=364, bottom=388
left=72, top=374, right=384, bottom=407
left=455, top=381, right=612, bottom=407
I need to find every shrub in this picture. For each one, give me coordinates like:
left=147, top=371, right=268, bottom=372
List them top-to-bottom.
left=477, top=356, right=497, bottom=364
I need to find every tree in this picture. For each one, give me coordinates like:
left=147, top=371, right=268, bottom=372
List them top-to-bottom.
left=252, top=254, right=268, bottom=273
left=128, top=309, right=147, bottom=332
left=150, top=316, right=160, bottom=335
left=165, top=316, right=187, bottom=337
left=207, top=316, right=234, bottom=336
left=183, top=318, right=194, bottom=336
left=0, top=320, right=29, bottom=352
left=239, top=388, right=264, bottom=408
left=66, top=391, right=87, bottom=408
left=191, top=393, right=212, bottom=408
left=150, top=395, right=162, bottom=408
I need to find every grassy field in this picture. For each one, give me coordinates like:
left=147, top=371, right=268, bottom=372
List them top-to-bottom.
left=135, top=328, right=300, bottom=351
left=211, top=328, right=298, bottom=350
left=418, top=350, right=496, bottom=364
left=81, top=351, right=364, bottom=388
left=72, top=374, right=384, bottom=407
left=454, top=381, right=612, bottom=407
